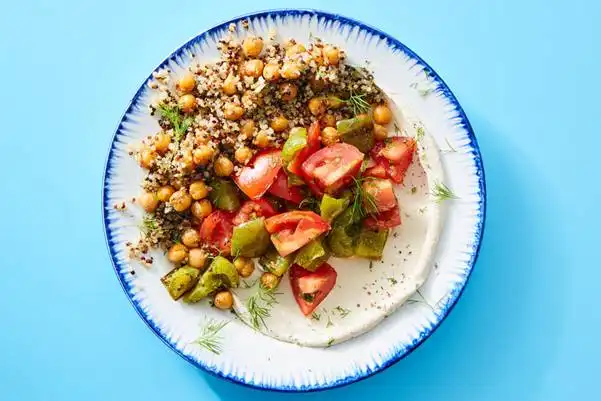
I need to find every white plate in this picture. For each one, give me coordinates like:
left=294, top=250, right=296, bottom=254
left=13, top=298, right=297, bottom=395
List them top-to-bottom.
left=102, top=9, right=486, bottom=391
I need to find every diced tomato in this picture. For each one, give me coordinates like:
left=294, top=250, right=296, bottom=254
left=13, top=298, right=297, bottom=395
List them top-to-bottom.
left=287, top=121, right=321, bottom=176
left=370, top=138, right=416, bottom=184
left=301, top=143, right=364, bottom=194
left=234, top=150, right=282, bottom=199
left=364, top=160, right=388, bottom=179
left=267, top=170, right=305, bottom=204
left=363, top=178, right=398, bottom=212
left=232, top=199, right=277, bottom=226
left=363, top=206, right=402, bottom=230
left=199, top=210, right=235, bottom=253
left=265, top=211, right=330, bottom=256
left=290, top=263, right=337, bottom=316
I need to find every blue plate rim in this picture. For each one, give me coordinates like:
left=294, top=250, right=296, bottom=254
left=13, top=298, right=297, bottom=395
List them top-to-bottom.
left=101, top=8, right=487, bottom=392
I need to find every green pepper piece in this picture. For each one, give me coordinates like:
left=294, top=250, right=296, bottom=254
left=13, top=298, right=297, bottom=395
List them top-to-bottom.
left=325, top=95, right=345, bottom=109
left=337, top=114, right=375, bottom=153
left=282, top=127, right=307, bottom=163
left=287, top=171, right=305, bottom=186
left=209, top=179, right=240, bottom=212
left=320, top=193, right=351, bottom=222
left=327, top=208, right=361, bottom=257
left=231, top=217, right=270, bottom=258
left=354, top=228, right=389, bottom=259
left=294, top=238, right=330, bottom=271
left=259, top=247, right=294, bottom=277
left=210, top=255, right=239, bottom=288
left=161, top=266, right=201, bottom=300
left=183, top=272, right=225, bottom=303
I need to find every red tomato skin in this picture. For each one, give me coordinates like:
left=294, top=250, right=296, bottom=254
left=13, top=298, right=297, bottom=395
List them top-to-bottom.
left=287, top=121, right=321, bottom=176
left=370, top=138, right=416, bottom=184
left=301, top=143, right=364, bottom=194
left=234, top=150, right=282, bottom=199
left=364, top=162, right=388, bottom=179
left=267, top=170, right=305, bottom=204
left=363, top=178, right=398, bottom=212
left=232, top=199, right=277, bottom=226
left=363, top=206, right=402, bottom=230
left=199, top=210, right=235, bottom=253
left=264, top=211, right=328, bottom=233
left=270, top=220, right=327, bottom=256
left=289, top=263, right=337, bottom=316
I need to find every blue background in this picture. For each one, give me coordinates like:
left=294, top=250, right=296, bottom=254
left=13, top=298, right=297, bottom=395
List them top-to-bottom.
left=1, top=1, right=599, bottom=400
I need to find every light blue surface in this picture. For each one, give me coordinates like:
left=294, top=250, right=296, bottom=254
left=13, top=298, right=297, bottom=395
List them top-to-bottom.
left=0, top=0, right=599, bottom=400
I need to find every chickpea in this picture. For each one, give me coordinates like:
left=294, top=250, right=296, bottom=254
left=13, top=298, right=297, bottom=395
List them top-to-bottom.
left=242, top=36, right=264, bottom=57
left=286, top=43, right=306, bottom=56
left=324, top=45, right=340, bottom=66
left=310, top=47, right=324, bottom=65
left=243, top=59, right=264, bottom=78
left=280, top=62, right=301, bottom=79
left=262, top=63, right=280, bottom=82
left=177, top=73, right=196, bottom=93
left=222, top=74, right=238, bottom=95
left=309, top=75, right=326, bottom=91
left=279, top=83, right=298, bottom=102
left=242, top=90, right=263, bottom=107
left=178, top=94, right=196, bottom=113
left=308, top=97, right=327, bottom=116
left=224, top=103, right=244, bottom=121
left=373, top=104, right=393, bottom=125
left=321, top=114, right=336, bottom=128
left=270, top=116, right=289, bottom=132
left=240, top=120, right=256, bottom=139
left=373, top=124, right=388, bottom=141
left=321, top=126, right=340, bottom=146
left=254, top=130, right=272, bottom=148
left=154, top=132, right=171, bottom=154
left=193, top=145, right=214, bottom=166
left=235, top=146, right=252, bottom=164
left=140, top=148, right=156, bottom=169
left=180, top=149, right=195, bottom=171
left=214, top=155, right=234, bottom=177
left=189, top=181, right=209, bottom=200
left=157, top=185, right=176, bottom=202
left=169, top=189, right=193, bottom=212
left=139, top=192, right=159, bottom=212
left=191, top=199, right=212, bottom=219
left=181, top=228, right=201, bottom=248
left=168, top=243, right=188, bottom=264
left=188, top=248, right=207, bottom=269
left=234, top=257, right=255, bottom=278
left=260, top=272, right=280, bottom=290
left=214, top=290, right=234, bottom=310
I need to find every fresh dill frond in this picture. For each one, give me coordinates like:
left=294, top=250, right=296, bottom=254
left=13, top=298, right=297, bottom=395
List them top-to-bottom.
left=418, top=87, right=434, bottom=98
left=344, top=91, right=371, bottom=116
left=157, top=103, right=192, bottom=142
left=415, top=126, right=425, bottom=142
left=442, top=137, right=457, bottom=153
left=350, top=177, right=378, bottom=221
left=431, top=182, right=458, bottom=203
left=299, top=196, right=320, bottom=213
left=246, top=283, right=280, bottom=330
left=333, top=306, right=351, bottom=318
left=311, top=311, right=321, bottom=321
left=192, top=319, right=229, bottom=355
left=327, top=337, right=335, bottom=347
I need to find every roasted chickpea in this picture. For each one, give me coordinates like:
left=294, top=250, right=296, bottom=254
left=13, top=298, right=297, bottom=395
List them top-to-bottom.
left=242, top=36, right=264, bottom=57
left=286, top=43, right=306, bottom=56
left=324, top=45, right=340, bottom=65
left=243, top=59, right=264, bottom=78
left=280, top=62, right=301, bottom=79
left=262, top=63, right=280, bottom=82
left=177, top=73, right=196, bottom=93
left=222, top=74, right=238, bottom=95
left=309, top=75, right=326, bottom=91
left=279, top=83, right=298, bottom=102
left=178, top=94, right=196, bottom=113
left=308, top=97, right=327, bottom=116
left=224, top=103, right=244, bottom=121
left=373, top=104, right=392, bottom=125
left=321, top=113, right=336, bottom=128
left=270, top=116, right=289, bottom=132
left=240, top=120, right=256, bottom=139
left=373, top=124, right=388, bottom=141
left=321, top=126, right=339, bottom=146
left=254, top=131, right=272, bottom=148
left=154, top=132, right=171, bottom=154
left=193, top=145, right=214, bottom=166
left=235, top=146, right=252, bottom=164
left=140, top=148, right=156, bottom=169
left=180, top=149, right=195, bottom=171
left=214, top=155, right=234, bottom=176
left=189, top=181, right=209, bottom=200
left=157, top=185, right=176, bottom=202
left=169, top=189, right=193, bottom=212
left=139, top=192, right=159, bottom=212
left=191, top=199, right=212, bottom=219
left=181, top=228, right=201, bottom=248
left=167, top=243, right=188, bottom=263
left=188, top=248, right=207, bottom=269
left=234, top=257, right=255, bottom=278
left=260, top=272, right=280, bottom=290
left=214, top=290, right=234, bottom=310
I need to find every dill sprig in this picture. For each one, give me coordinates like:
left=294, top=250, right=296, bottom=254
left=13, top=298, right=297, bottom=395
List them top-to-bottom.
left=344, top=92, right=371, bottom=116
left=157, top=103, right=193, bottom=142
left=415, top=126, right=425, bottom=142
left=442, top=137, right=457, bottom=153
left=350, top=177, right=378, bottom=221
left=431, top=182, right=458, bottom=203
left=299, top=196, right=320, bottom=213
left=246, top=283, right=280, bottom=330
left=333, top=306, right=351, bottom=318
left=192, top=319, right=229, bottom=355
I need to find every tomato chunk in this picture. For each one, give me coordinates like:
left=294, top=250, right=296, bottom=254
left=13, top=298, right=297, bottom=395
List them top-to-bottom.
left=288, top=121, right=321, bottom=176
left=370, top=138, right=416, bottom=184
left=301, top=143, right=364, bottom=194
left=234, top=150, right=282, bottom=199
left=267, top=170, right=305, bottom=204
left=363, top=178, right=398, bottom=212
left=232, top=199, right=277, bottom=226
left=363, top=206, right=402, bottom=230
left=199, top=210, right=235, bottom=253
left=265, top=211, right=330, bottom=256
left=290, top=263, right=337, bottom=316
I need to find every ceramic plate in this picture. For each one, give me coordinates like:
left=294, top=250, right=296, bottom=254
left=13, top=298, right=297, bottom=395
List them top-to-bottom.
left=102, top=9, right=486, bottom=391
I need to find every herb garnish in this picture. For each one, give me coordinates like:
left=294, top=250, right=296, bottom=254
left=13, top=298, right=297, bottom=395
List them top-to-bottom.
left=344, top=91, right=371, bottom=116
left=157, top=103, right=193, bottom=142
left=415, top=126, right=425, bottom=143
left=442, top=138, right=457, bottom=153
left=350, top=177, right=378, bottom=222
left=431, top=182, right=458, bottom=203
left=299, top=196, right=320, bottom=213
left=246, top=283, right=280, bottom=330
left=333, top=306, right=351, bottom=318
left=311, top=311, right=321, bottom=321
left=193, top=319, right=229, bottom=355
left=327, top=338, right=335, bottom=347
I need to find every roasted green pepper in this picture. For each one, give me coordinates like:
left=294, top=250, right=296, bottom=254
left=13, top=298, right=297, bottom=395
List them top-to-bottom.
left=337, top=114, right=374, bottom=152
left=281, top=127, right=307, bottom=163
left=209, top=179, right=240, bottom=212
left=320, top=193, right=351, bottom=222
left=327, top=207, right=361, bottom=257
left=231, top=217, right=270, bottom=257
left=354, top=228, right=389, bottom=259
left=294, top=238, right=329, bottom=271
left=260, top=247, right=294, bottom=277
left=210, top=255, right=239, bottom=287
left=183, top=256, right=239, bottom=303
left=161, top=266, right=201, bottom=300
